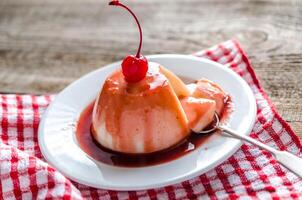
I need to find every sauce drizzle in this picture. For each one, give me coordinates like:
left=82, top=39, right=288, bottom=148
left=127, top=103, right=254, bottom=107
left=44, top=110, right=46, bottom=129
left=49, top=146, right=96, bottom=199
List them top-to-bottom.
left=76, top=94, right=232, bottom=167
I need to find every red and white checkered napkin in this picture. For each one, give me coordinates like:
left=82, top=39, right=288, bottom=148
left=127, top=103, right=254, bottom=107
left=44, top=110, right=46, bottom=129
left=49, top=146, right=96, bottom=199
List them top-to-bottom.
left=1, top=40, right=302, bottom=199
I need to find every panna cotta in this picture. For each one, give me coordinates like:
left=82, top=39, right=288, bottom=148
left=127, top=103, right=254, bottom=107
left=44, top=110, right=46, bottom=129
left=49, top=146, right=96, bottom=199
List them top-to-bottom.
left=92, top=63, right=191, bottom=153
left=92, top=63, right=225, bottom=153
left=188, top=79, right=227, bottom=116
left=180, top=97, right=216, bottom=132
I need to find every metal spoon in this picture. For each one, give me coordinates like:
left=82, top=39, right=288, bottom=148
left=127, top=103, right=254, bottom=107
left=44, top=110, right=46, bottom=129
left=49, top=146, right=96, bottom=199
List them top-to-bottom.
left=193, top=113, right=302, bottom=178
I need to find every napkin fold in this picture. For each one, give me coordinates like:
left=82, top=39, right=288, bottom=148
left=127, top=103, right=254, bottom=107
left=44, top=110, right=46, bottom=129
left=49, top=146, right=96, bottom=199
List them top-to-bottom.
left=1, top=40, right=302, bottom=199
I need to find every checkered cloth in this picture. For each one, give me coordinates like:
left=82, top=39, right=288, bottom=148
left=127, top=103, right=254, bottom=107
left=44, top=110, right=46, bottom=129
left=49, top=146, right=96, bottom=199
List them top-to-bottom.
left=1, top=40, right=302, bottom=199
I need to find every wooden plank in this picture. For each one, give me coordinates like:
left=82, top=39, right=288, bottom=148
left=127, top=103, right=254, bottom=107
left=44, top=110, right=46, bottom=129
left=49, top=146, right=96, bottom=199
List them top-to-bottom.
left=0, top=0, right=301, bottom=139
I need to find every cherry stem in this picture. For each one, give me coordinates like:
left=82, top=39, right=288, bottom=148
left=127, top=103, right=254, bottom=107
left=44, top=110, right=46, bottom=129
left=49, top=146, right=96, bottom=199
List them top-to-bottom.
left=109, top=1, right=143, bottom=58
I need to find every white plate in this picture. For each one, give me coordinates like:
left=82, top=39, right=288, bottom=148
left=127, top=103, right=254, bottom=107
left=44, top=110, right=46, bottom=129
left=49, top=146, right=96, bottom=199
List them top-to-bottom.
left=38, top=54, right=256, bottom=191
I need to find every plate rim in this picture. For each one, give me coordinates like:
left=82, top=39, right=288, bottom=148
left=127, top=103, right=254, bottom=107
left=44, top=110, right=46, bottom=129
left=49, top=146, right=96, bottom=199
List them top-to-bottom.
left=38, top=54, right=257, bottom=190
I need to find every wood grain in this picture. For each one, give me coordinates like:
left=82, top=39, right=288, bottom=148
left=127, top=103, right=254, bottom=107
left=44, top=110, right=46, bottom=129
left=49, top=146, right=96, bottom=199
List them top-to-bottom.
left=0, top=0, right=301, bottom=139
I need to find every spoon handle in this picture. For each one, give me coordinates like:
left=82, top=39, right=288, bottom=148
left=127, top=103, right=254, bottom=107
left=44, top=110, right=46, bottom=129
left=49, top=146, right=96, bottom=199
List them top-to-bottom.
left=219, top=125, right=302, bottom=178
left=219, top=125, right=278, bottom=154
left=274, top=151, right=302, bottom=177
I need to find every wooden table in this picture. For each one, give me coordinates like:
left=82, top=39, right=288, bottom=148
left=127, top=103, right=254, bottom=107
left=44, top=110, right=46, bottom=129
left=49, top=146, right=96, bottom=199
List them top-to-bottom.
left=0, top=0, right=301, bottom=139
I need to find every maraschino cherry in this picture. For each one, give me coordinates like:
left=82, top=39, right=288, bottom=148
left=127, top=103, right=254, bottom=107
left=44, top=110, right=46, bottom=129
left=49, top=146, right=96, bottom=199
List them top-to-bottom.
left=109, top=0, right=148, bottom=83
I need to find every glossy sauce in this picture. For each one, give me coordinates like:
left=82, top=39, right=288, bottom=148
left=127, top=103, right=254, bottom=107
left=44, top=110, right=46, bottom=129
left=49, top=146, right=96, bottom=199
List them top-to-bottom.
left=76, top=78, right=233, bottom=167
left=77, top=102, right=208, bottom=167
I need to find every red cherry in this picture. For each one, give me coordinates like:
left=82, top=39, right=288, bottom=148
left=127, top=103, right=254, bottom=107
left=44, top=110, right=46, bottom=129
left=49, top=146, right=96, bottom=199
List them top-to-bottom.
left=109, top=1, right=148, bottom=83
left=122, top=55, right=148, bottom=83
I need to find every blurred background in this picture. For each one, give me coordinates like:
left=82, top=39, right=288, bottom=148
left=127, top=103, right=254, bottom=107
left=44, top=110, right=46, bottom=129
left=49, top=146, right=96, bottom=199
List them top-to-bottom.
left=0, top=0, right=301, bottom=134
